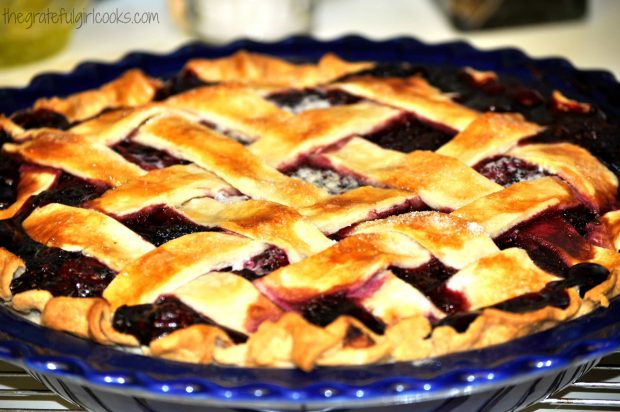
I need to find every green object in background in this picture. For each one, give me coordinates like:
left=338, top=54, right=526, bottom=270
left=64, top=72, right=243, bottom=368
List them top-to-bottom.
left=0, top=0, right=85, bottom=66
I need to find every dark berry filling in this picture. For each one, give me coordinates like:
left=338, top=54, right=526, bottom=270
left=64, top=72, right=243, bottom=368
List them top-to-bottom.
left=334, top=63, right=425, bottom=82
left=342, top=63, right=620, bottom=183
left=154, top=70, right=215, bottom=100
left=454, top=77, right=546, bottom=114
left=266, top=88, right=361, bottom=113
left=10, top=108, right=70, bottom=130
left=523, top=109, right=620, bottom=180
left=362, top=113, right=456, bottom=153
left=200, top=121, right=253, bottom=145
left=0, top=128, right=11, bottom=145
left=112, top=139, right=189, bottom=170
left=0, top=154, right=21, bottom=209
left=475, top=156, right=550, bottom=187
left=285, top=159, right=364, bottom=195
left=2, top=170, right=107, bottom=221
left=30, top=172, right=107, bottom=209
left=119, top=205, right=209, bottom=246
left=560, top=206, right=599, bottom=237
left=495, top=213, right=595, bottom=276
left=0, top=217, right=46, bottom=261
left=586, top=220, right=617, bottom=250
left=233, top=247, right=289, bottom=281
left=10, top=248, right=116, bottom=298
left=390, top=258, right=458, bottom=297
left=382, top=260, right=467, bottom=315
left=435, top=262, right=610, bottom=333
left=298, top=292, right=385, bottom=335
left=112, top=295, right=247, bottom=345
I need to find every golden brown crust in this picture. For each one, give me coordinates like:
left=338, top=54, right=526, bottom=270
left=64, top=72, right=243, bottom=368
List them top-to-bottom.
left=186, top=51, right=372, bottom=88
left=463, top=67, right=498, bottom=85
left=34, top=69, right=162, bottom=122
left=332, top=75, right=479, bottom=131
left=164, top=84, right=291, bottom=142
left=551, top=90, right=592, bottom=113
left=248, top=102, right=401, bottom=168
left=68, top=104, right=168, bottom=145
left=436, top=112, right=544, bottom=166
left=0, top=115, right=25, bottom=140
left=134, top=115, right=328, bottom=208
left=3, top=131, right=146, bottom=187
left=325, top=137, right=502, bottom=210
left=508, top=143, right=619, bottom=211
left=89, top=164, right=235, bottom=216
left=0, top=168, right=58, bottom=221
left=451, top=177, right=579, bottom=237
left=300, top=186, right=422, bottom=235
left=179, top=198, right=333, bottom=261
left=23, top=203, right=155, bottom=271
left=601, top=210, right=620, bottom=251
left=350, top=211, right=499, bottom=269
left=103, top=232, right=267, bottom=309
left=256, top=233, right=430, bottom=304
left=0, top=248, right=24, bottom=301
left=446, top=248, right=561, bottom=310
left=173, top=271, right=283, bottom=334
left=360, top=271, right=443, bottom=324
left=429, top=289, right=581, bottom=357
left=12, top=290, right=53, bottom=312
left=41, top=297, right=101, bottom=339
left=87, top=299, right=139, bottom=346
left=245, top=312, right=341, bottom=370
left=315, top=316, right=392, bottom=367
left=385, top=316, right=434, bottom=361
left=149, top=324, right=233, bottom=364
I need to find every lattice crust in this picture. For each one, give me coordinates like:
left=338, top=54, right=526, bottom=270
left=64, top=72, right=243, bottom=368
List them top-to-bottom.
left=0, top=51, right=619, bottom=371
left=185, top=51, right=373, bottom=88
left=34, top=69, right=162, bottom=123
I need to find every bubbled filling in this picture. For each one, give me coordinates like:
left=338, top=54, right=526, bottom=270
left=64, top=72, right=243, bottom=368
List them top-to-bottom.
left=154, top=70, right=215, bottom=100
left=267, top=88, right=361, bottom=113
left=10, top=108, right=71, bottom=130
left=363, top=113, right=456, bottom=153
left=112, top=139, right=190, bottom=170
left=0, top=154, right=21, bottom=209
left=475, top=156, right=549, bottom=187
left=287, top=166, right=363, bottom=195
left=118, top=205, right=210, bottom=246
left=232, top=246, right=290, bottom=281
left=10, top=248, right=116, bottom=298
left=298, top=292, right=386, bottom=335
left=112, top=295, right=247, bottom=345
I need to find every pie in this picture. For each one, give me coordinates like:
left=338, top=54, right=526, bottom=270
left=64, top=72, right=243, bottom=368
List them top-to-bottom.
left=0, top=51, right=619, bottom=371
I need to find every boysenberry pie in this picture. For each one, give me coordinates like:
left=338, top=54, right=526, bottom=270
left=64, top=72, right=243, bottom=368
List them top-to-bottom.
left=1, top=51, right=619, bottom=370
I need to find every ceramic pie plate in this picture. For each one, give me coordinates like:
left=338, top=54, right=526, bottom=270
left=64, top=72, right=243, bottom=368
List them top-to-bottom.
left=1, top=36, right=620, bottom=412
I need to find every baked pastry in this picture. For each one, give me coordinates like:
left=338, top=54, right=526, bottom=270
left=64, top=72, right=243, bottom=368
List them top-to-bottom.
left=1, top=51, right=619, bottom=371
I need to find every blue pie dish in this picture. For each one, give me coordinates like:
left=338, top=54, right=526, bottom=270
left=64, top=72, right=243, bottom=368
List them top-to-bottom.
left=1, top=36, right=620, bottom=412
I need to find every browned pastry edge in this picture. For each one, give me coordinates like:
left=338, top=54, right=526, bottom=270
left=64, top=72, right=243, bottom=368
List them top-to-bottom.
left=186, top=51, right=373, bottom=88
left=34, top=69, right=162, bottom=122
left=0, top=168, right=58, bottom=221
left=601, top=210, right=620, bottom=251
left=0, top=248, right=24, bottom=301
left=41, top=297, right=101, bottom=339
left=148, top=325, right=234, bottom=364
